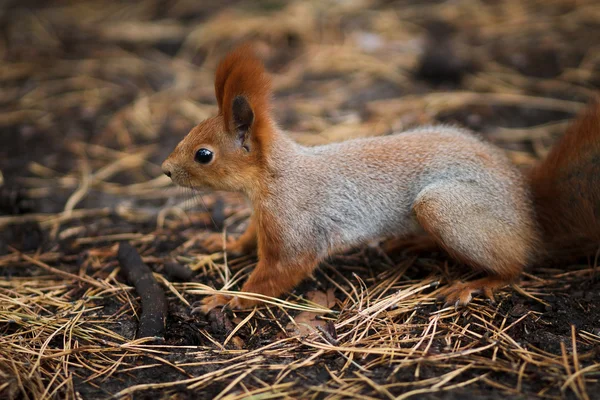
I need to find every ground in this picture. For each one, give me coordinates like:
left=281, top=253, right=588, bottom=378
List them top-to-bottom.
left=1, top=0, right=600, bottom=399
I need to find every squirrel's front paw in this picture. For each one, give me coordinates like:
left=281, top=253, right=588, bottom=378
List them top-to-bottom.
left=201, top=233, right=245, bottom=257
left=193, top=294, right=231, bottom=314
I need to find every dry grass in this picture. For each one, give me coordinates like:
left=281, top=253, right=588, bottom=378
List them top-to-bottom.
left=1, top=0, right=600, bottom=399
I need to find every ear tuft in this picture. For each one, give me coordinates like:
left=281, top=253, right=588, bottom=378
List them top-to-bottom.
left=214, top=44, right=272, bottom=147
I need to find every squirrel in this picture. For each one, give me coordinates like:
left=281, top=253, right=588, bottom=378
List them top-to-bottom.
left=162, top=44, right=600, bottom=312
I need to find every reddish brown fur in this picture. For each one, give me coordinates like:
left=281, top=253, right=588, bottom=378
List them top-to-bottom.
left=214, top=44, right=274, bottom=153
left=166, top=45, right=296, bottom=310
left=162, top=46, right=276, bottom=198
left=529, top=100, right=600, bottom=258
left=162, top=115, right=266, bottom=196
left=437, top=276, right=511, bottom=305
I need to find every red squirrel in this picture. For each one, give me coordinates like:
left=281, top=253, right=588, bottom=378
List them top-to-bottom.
left=162, top=45, right=600, bottom=312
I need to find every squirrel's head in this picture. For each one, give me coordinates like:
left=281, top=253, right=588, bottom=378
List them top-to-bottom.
left=162, top=44, right=273, bottom=193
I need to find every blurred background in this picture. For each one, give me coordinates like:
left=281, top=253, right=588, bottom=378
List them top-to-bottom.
left=1, top=0, right=598, bottom=220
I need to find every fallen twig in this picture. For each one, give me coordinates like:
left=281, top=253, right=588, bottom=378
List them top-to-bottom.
left=117, top=242, right=168, bottom=340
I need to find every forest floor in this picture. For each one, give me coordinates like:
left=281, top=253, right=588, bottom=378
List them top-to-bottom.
left=1, top=0, right=600, bottom=399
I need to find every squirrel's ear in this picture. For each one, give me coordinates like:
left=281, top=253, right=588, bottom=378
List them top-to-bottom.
left=215, top=45, right=273, bottom=153
left=232, top=95, right=254, bottom=151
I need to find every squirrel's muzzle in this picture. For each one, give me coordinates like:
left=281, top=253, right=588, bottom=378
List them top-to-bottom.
left=161, top=160, right=173, bottom=179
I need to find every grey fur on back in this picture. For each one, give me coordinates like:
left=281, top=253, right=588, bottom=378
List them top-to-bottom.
left=260, top=125, right=537, bottom=266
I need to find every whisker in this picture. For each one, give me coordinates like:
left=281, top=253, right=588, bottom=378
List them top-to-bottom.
left=187, top=177, right=220, bottom=231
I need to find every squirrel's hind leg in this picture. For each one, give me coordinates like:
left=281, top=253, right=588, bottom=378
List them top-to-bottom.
left=413, top=181, right=534, bottom=306
left=435, top=276, right=508, bottom=306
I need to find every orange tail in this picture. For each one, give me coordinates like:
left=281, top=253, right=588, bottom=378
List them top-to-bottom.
left=529, top=100, right=600, bottom=258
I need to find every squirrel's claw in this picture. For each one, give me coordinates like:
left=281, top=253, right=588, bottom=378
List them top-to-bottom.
left=438, top=283, right=473, bottom=308
left=194, top=294, right=231, bottom=314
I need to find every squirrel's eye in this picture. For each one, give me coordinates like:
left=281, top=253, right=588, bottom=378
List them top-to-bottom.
left=194, top=148, right=213, bottom=164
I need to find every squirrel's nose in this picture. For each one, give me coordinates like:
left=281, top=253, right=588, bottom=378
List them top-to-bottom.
left=162, top=161, right=172, bottom=178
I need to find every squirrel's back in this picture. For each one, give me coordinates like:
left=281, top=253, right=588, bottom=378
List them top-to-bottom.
left=265, top=125, right=538, bottom=266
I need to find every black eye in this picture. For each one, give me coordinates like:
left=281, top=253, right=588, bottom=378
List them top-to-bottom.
left=194, top=148, right=213, bottom=164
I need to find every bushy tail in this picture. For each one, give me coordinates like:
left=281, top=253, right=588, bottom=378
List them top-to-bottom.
left=529, top=100, right=600, bottom=258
